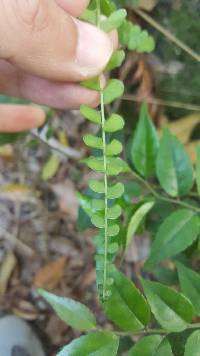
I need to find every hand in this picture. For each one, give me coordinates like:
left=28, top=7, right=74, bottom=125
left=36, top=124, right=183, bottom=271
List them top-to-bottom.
left=0, top=0, right=116, bottom=132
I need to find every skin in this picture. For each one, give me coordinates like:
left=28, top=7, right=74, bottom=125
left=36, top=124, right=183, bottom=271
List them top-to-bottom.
left=0, top=0, right=117, bottom=132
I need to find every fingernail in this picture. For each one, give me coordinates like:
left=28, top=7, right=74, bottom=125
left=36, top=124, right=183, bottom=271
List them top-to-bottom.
left=74, top=19, right=113, bottom=77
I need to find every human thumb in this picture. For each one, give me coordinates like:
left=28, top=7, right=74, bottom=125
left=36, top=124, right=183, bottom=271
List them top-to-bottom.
left=0, top=0, right=113, bottom=82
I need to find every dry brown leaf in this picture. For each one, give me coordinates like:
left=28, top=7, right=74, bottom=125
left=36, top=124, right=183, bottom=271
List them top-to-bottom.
left=139, top=0, right=158, bottom=11
left=160, top=114, right=200, bottom=144
left=186, top=140, right=200, bottom=163
left=51, top=180, right=78, bottom=219
left=0, top=252, right=17, bottom=296
left=33, top=256, right=66, bottom=290
left=12, top=300, right=39, bottom=321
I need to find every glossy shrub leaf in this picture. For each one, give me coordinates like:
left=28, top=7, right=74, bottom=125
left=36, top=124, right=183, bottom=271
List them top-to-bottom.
left=101, top=0, right=116, bottom=16
left=101, top=9, right=127, bottom=32
left=106, top=50, right=125, bottom=71
left=81, top=77, right=101, bottom=91
left=103, top=79, right=124, bottom=104
left=130, top=103, right=159, bottom=177
left=80, top=105, right=101, bottom=124
left=104, top=114, right=125, bottom=132
left=156, top=129, right=194, bottom=197
left=83, top=134, right=103, bottom=149
left=106, top=139, right=123, bottom=156
left=196, top=146, right=200, bottom=195
left=42, top=154, right=60, bottom=181
left=107, top=182, right=124, bottom=199
left=126, top=201, right=154, bottom=250
left=145, top=209, right=200, bottom=270
left=177, top=262, right=200, bottom=316
left=103, top=268, right=150, bottom=331
left=141, top=279, right=194, bottom=332
left=38, top=289, right=96, bottom=331
left=184, top=330, right=200, bottom=356
left=58, top=331, right=119, bottom=356
left=128, top=335, right=172, bottom=356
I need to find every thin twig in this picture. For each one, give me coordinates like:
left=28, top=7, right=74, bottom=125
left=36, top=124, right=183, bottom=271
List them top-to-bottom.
left=133, top=8, right=200, bottom=62
left=122, top=94, right=200, bottom=112
left=31, top=129, right=83, bottom=160
left=130, top=171, right=200, bottom=213
left=0, top=226, right=35, bottom=257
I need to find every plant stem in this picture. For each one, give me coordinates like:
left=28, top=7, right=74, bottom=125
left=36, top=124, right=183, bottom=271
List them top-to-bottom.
left=96, top=0, right=108, bottom=300
left=100, top=90, right=109, bottom=300
left=130, top=170, right=200, bottom=213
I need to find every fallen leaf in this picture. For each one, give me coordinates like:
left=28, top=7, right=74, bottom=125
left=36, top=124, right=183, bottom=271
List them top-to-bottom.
left=139, top=0, right=158, bottom=11
left=160, top=114, right=200, bottom=144
left=52, top=180, right=78, bottom=219
left=0, top=252, right=17, bottom=296
left=33, top=257, right=66, bottom=290
left=12, top=300, right=39, bottom=321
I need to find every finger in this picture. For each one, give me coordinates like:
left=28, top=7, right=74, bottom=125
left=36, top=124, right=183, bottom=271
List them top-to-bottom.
left=0, top=0, right=113, bottom=82
left=55, top=0, right=90, bottom=17
left=0, top=60, right=99, bottom=109
left=0, top=105, right=45, bottom=132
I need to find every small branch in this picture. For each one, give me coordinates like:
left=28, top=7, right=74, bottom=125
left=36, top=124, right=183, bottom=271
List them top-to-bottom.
left=133, top=8, right=200, bottom=63
left=122, top=94, right=200, bottom=112
left=31, top=128, right=83, bottom=160
left=130, top=170, right=200, bottom=213
left=0, top=226, right=34, bottom=257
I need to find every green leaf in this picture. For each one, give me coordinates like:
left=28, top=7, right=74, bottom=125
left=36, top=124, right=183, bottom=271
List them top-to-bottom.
left=101, top=0, right=116, bottom=16
left=80, top=8, right=96, bottom=25
left=101, top=9, right=127, bottom=32
left=119, top=21, right=155, bottom=53
left=106, top=50, right=125, bottom=71
left=81, top=77, right=101, bottom=91
left=103, top=79, right=124, bottom=104
left=130, top=103, right=159, bottom=177
left=80, top=105, right=101, bottom=124
left=104, top=114, right=125, bottom=132
left=156, top=129, right=194, bottom=197
left=0, top=132, right=25, bottom=146
left=83, top=134, right=103, bottom=149
left=106, top=139, right=123, bottom=156
left=196, top=146, right=200, bottom=195
left=41, top=154, right=60, bottom=181
left=83, top=156, right=104, bottom=172
left=106, top=157, right=126, bottom=175
left=89, top=179, right=105, bottom=194
left=107, top=182, right=124, bottom=199
left=92, top=198, right=104, bottom=210
left=126, top=201, right=154, bottom=250
left=107, top=205, right=122, bottom=219
left=145, top=209, right=200, bottom=270
left=91, top=214, right=105, bottom=228
left=107, top=224, right=120, bottom=236
left=177, top=262, right=200, bottom=316
left=103, top=268, right=150, bottom=331
left=141, top=279, right=194, bottom=332
left=38, top=289, right=96, bottom=331
left=184, top=330, right=200, bottom=356
left=57, top=331, right=119, bottom=356
left=128, top=335, right=172, bottom=356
